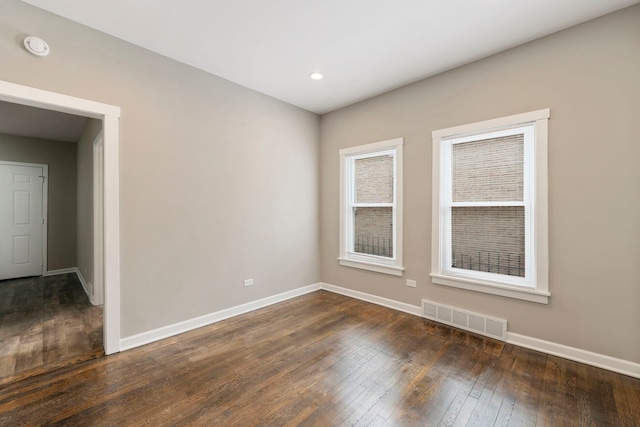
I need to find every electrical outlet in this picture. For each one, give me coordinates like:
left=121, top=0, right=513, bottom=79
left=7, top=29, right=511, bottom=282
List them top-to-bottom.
left=244, top=278, right=254, bottom=287
left=406, top=279, right=417, bottom=288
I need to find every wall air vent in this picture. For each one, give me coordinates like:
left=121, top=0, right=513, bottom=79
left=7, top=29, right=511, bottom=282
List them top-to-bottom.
left=421, top=299, right=507, bottom=341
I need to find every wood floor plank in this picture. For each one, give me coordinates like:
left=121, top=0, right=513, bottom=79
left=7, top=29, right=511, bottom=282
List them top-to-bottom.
left=0, top=274, right=103, bottom=381
left=0, top=290, right=638, bottom=426
left=0, top=336, right=19, bottom=377
left=436, top=350, right=498, bottom=426
left=596, top=368, right=623, bottom=427
left=465, top=372, right=502, bottom=426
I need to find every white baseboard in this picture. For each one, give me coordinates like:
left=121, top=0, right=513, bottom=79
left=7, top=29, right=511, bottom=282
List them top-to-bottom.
left=45, top=267, right=96, bottom=305
left=45, top=267, right=77, bottom=276
left=74, top=269, right=92, bottom=303
left=111, top=278, right=639, bottom=379
left=320, top=282, right=639, bottom=379
left=120, top=283, right=322, bottom=351
left=319, top=283, right=422, bottom=316
left=507, top=332, right=640, bottom=379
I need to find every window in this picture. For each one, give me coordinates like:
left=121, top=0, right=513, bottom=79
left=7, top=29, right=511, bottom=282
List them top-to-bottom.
left=431, top=110, right=549, bottom=303
left=339, top=138, right=404, bottom=276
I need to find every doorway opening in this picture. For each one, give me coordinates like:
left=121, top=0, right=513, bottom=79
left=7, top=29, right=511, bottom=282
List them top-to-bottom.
left=0, top=80, right=121, bottom=355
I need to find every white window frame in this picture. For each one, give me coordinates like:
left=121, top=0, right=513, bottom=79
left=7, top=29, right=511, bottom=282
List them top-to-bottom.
left=431, top=110, right=550, bottom=304
left=339, top=138, right=404, bottom=276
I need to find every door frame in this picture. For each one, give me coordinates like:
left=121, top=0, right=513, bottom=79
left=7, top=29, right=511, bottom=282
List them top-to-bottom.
left=0, top=80, right=122, bottom=355
left=93, top=131, right=104, bottom=305
left=0, top=160, right=48, bottom=278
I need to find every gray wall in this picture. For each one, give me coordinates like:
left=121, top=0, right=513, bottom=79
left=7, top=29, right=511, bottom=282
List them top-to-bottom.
left=0, top=0, right=320, bottom=337
left=320, top=6, right=640, bottom=363
left=76, top=118, right=101, bottom=298
left=0, top=133, right=77, bottom=270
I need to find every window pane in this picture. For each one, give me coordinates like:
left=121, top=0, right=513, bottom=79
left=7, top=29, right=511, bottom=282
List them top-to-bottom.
left=452, top=134, right=523, bottom=202
left=355, top=155, right=393, bottom=203
left=451, top=206, right=524, bottom=277
left=353, top=207, right=393, bottom=257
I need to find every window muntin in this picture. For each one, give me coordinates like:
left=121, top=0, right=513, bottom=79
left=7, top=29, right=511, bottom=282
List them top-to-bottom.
left=431, top=109, right=549, bottom=304
left=339, top=138, right=404, bottom=276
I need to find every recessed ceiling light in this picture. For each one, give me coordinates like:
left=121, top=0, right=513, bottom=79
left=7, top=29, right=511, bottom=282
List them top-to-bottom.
left=309, top=72, right=323, bottom=81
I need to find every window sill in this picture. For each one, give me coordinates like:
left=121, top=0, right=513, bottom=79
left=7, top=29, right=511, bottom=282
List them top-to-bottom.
left=338, top=257, right=404, bottom=277
left=430, top=273, right=549, bottom=304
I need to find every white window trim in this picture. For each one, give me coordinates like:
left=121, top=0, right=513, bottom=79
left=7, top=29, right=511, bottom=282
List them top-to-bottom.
left=431, top=109, right=549, bottom=304
left=339, top=138, right=404, bottom=276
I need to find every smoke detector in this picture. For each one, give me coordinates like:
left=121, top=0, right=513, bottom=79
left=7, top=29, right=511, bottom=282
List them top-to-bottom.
left=24, top=36, right=50, bottom=57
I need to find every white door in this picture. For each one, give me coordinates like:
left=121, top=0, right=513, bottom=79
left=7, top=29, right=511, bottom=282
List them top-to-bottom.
left=0, top=162, right=46, bottom=280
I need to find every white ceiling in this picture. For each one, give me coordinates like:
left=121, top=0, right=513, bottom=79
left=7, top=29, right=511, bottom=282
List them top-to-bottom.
left=18, top=0, right=640, bottom=114
left=0, top=101, right=87, bottom=143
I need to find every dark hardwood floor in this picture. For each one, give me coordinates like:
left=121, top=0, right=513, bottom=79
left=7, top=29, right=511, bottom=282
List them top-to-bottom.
left=0, top=273, right=103, bottom=382
left=1, top=290, right=638, bottom=426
